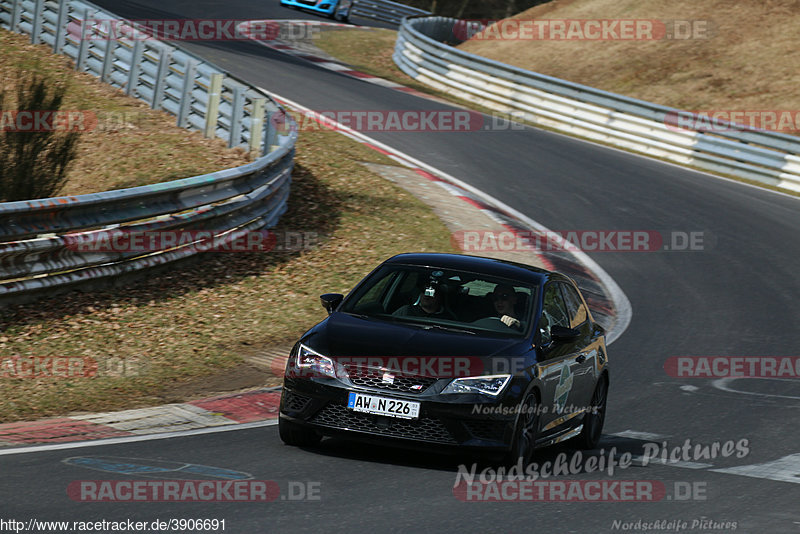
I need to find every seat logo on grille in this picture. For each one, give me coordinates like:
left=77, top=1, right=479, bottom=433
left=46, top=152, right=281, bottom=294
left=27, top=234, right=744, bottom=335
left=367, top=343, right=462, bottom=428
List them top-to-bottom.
left=381, top=372, right=395, bottom=384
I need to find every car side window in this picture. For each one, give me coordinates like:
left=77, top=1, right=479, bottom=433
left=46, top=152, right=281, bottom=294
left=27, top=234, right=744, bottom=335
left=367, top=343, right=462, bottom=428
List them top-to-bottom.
left=352, top=271, right=397, bottom=313
left=560, top=282, right=588, bottom=328
left=540, top=283, right=570, bottom=345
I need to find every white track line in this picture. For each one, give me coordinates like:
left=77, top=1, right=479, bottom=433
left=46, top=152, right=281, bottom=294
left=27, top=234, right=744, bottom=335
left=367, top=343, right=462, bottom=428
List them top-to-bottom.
left=0, top=419, right=278, bottom=456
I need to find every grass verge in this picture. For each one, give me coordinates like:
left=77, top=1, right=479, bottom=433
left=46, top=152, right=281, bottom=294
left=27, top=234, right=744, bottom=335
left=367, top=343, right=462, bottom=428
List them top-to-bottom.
left=0, top=28, right=250, bottom=195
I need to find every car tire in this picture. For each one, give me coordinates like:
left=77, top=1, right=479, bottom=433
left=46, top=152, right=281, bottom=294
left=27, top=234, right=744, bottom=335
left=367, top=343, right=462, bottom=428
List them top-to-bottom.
left=334, top=7, right=350, bottom=22
left=573, top=374, right=608, bottom=450
left=505, top=392, right=540, bottom=466
left=279, top=417, right=322, bottom=447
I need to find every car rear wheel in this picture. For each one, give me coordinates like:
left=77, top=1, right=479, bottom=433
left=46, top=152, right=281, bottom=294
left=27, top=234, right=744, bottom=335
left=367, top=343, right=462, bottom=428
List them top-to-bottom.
left=573, top=375, right=607, bottom=450
left=506, top=393, right=539, bottom=466
left=279, top=417, right=322, bottom=447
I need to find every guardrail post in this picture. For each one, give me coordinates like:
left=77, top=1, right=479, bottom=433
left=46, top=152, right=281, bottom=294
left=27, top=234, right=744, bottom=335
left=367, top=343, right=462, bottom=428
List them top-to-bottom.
left=10, top=0, right=21, bottom=32
left=30, top=0, right=44, bottom=44
left=52, top=0, right=69, bottom=53
left=75, top=7, right=92, bottom=71
left=100, top=38, right=115, bottom=82
left=126, top=39, right=144, bottom=96
left=151, top=47, right=172, bottom=110
left=176, top=59, right=197, bottom=128
left=204, top=73, right=223, bottom=138
left=229, top=85, right=244, bottom=148
left=250, top=98, right=266, bottom=156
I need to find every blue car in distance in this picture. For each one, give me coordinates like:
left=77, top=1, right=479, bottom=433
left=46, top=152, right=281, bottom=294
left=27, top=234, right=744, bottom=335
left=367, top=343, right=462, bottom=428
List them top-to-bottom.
left=279, top=0, right=352, bottom=22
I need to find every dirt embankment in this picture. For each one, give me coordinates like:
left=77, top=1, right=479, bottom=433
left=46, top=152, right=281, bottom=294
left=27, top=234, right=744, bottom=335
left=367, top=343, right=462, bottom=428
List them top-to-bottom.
left=459, top=0, right=800, bottom=115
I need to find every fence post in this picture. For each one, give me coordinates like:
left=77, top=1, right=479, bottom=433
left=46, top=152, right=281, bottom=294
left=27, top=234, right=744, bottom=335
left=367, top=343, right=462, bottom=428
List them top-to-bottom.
left=10, top=0, right=21, bottom=32
left=30, top=0, right=43, bottom=44
left=52, top=0, right=69, bottom=53
left=75, top=7, right=92, bottom=71
left=100, top=38, right=115, bottom=82
left=126, top=39, right=144, bottom=96
left=152, top=47, right=172, bottom=110
left=176, top=59, right=197, bottom=128
left=204, top=73, right=223, bottom=138
left=229, top=85, right=244, bottom=148
left=250, top=98, right=266, bottom=156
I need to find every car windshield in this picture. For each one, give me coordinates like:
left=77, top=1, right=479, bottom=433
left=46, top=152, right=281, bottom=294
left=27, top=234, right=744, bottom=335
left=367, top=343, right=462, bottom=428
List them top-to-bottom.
left=339, top=264, right=537, bottom=336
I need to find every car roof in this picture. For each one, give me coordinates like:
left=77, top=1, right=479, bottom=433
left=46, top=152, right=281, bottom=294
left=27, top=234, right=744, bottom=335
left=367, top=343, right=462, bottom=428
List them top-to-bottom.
left=384, top=253, right=553, bottom=285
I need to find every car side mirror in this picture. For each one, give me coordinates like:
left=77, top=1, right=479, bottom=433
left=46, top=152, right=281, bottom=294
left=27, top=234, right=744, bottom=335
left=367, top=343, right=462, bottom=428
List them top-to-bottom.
left=320, top=293, right=344, bottom=315
left=550, top=325, right=580, bottom=343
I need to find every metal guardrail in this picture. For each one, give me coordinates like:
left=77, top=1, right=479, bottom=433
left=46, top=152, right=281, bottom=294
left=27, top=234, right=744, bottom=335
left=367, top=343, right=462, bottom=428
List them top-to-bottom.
left=0, top=0, right=298, bottom=306
left=348, top=0, right=429, bottom=26
left=393, top=16, right=800, bottom=192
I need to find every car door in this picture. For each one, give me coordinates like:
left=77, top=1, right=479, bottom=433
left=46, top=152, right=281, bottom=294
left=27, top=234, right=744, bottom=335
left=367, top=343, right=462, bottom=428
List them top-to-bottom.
left=558, top=281, right=597, bottom=409
left=535, top=282, right=586, bottom=435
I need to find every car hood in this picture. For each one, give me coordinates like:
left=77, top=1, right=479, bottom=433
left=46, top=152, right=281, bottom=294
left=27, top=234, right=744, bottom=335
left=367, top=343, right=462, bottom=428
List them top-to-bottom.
left=303, top=312, right=529, bottom=361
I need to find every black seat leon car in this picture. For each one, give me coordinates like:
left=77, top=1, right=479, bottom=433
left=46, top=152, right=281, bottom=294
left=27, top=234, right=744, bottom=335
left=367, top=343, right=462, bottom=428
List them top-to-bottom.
left=279, top=253, right=609, bottom=463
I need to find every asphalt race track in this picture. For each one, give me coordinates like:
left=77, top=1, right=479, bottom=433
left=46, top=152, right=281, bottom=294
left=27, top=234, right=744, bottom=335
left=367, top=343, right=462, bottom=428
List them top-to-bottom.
left=3, top=1, right=799, bottom=532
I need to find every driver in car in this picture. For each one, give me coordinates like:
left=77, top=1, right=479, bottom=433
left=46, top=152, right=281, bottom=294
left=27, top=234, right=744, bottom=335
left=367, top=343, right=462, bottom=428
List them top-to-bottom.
left=394, top=284, right=456, bottom=320
left=490, top=284, right=522, bottom=329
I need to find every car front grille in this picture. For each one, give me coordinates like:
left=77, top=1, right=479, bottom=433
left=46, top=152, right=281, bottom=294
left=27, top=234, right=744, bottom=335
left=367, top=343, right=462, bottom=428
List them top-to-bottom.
left=343, top=364, right=438, bottom=394
left=311, top=403, right=457, bottom=444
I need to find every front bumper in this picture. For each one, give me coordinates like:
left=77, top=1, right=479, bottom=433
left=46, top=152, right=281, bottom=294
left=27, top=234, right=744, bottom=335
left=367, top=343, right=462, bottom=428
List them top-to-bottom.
left=280, top=0, right=337, bottom=15
left=280, top=376, right=523, bottom=451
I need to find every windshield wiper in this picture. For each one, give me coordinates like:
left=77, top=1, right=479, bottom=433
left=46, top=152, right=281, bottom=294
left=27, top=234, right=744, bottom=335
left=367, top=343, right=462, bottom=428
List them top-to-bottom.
left=342, top=312, right=372, bottom=320
left=367, top=315, right=476, bottom=334
left=421, top=324, right=477, bottom=335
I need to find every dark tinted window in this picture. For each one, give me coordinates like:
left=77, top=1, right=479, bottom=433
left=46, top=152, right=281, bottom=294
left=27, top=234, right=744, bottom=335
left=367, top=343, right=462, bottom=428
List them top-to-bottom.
left=340, top=264, right=537, bottom=337
left=560, top=282, right=588, bottom=328
left=540, top=283, right=570, bottom=344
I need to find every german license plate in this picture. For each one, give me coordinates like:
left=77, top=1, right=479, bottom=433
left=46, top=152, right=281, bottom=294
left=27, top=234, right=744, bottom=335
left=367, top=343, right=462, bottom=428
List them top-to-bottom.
left=347, top=392, right=420, bottom=419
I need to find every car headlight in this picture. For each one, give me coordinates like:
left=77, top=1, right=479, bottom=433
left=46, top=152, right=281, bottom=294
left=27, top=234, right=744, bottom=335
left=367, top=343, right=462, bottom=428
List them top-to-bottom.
left=295, top=343, right=336, bottom=379
left=441, top=374, right=511, bottom=396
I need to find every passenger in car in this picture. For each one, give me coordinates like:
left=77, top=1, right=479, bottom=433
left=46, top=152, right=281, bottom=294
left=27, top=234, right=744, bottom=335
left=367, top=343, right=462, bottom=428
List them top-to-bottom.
left=490, top=284, right=522, bottom=328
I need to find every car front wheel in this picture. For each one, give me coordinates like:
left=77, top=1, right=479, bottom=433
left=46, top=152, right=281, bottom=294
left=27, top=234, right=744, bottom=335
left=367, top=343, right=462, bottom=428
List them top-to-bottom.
left=573, top=375, right=608, bottom=450
left=506, top=393, right=540, bottom=466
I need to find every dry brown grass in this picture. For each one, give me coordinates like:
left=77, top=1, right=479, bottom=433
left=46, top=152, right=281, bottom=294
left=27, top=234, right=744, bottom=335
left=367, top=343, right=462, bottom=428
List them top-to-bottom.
left=459, top=0, right=800, bottom=112
left=0, top=28, right=250, bottom=196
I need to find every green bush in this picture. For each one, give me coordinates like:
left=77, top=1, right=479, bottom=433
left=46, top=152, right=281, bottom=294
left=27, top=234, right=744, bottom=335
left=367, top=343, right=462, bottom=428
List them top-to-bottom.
left=0, top=72, right=81, bottom=202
